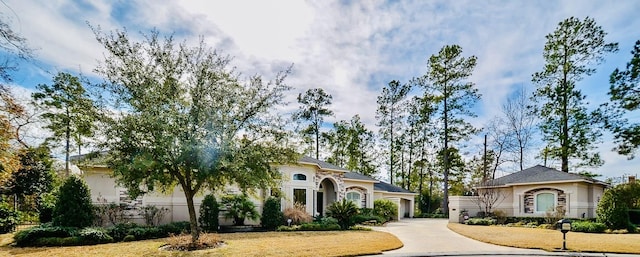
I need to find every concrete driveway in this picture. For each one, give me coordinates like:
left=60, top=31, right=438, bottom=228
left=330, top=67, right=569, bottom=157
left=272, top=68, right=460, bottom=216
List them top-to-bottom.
left=370, top=219, right=635, bottom=256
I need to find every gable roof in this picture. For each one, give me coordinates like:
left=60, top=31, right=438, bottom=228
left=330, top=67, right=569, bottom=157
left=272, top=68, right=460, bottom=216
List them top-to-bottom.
left=299, top=156, right=349, bottom=172
left=481, top=165, right=608, bottom=187
left=344, top=172, right=378, bottom=182
left=374, top=181, right=416, bottom=194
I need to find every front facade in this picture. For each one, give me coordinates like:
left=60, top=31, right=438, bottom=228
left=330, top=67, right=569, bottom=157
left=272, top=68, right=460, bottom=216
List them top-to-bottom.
left=79, top=156, right=416, bottom=225
left=449, top=165, right=608, bottom=222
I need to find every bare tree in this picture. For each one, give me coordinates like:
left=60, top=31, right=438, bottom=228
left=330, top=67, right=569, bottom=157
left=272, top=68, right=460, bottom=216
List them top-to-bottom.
left=503, top=86, right=536, bottom=170
left=471, top=180, right=508, bottom=215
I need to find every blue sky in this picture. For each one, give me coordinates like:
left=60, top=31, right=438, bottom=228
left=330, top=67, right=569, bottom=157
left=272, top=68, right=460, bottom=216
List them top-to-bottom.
left=3, top=0, right=640, bottom=180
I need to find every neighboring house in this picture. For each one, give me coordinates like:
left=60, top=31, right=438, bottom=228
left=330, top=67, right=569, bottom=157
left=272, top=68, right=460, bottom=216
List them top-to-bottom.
left=77, top=155, right=416, bottom=225
left=449, top=165, right=609, bottom=223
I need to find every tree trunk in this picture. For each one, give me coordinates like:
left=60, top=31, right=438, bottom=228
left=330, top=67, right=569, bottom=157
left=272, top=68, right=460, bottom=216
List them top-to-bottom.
left=442, top=83, right=449, bottom=215
left=65, top=106, right=70, bottom=177
left=184, top=189, right=200, bottom=243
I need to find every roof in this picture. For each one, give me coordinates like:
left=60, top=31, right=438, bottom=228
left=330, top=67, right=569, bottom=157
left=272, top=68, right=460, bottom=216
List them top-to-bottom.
left=299, top=156, right=349, bottom=172
left=482, top=165, right=608, bottom=187
left=344, top=172, right=378, bottom=182
left=374, top=181, right=416, bottom=194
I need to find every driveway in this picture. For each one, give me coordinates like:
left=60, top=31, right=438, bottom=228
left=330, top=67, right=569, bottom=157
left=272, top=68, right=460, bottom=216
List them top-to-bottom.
left=370, top=218, right=631, bottom=257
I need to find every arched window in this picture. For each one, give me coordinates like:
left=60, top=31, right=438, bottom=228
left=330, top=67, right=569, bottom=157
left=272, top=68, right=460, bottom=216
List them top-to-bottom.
left=293, top=173, right=307, bottom=181
left=346, top=192, right=361, bottom=206
left=536, top=192, right=555, bottom=212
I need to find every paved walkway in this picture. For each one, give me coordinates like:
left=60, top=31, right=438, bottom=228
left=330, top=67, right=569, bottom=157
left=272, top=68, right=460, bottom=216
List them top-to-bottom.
left=370, top=219, right=636, bottom=257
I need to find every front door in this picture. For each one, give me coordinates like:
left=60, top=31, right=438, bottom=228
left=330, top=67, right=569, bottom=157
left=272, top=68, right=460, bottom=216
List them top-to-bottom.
left=316, top=192, right=324, bottom=216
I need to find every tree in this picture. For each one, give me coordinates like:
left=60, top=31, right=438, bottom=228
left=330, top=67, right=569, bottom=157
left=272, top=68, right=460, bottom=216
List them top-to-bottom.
left=0, top=13, right=33, bottom=183
left=531, top=16, right=618, bottom=172
left=92, top=28, right=297, bottom=243
left=606, top=40, right=640, bottom=158
left=418, top=45, right=480, bottom=214
left=32, top=72, right=98, bottom=176
left=376, top=80, right=411, bottom=184
left=501, top=87, right=537, bottom=171
left=293, top=88, right=333, bottom=159
left=324, top=115, right=377, bottom=176
left=2, top=146, right=54, bottom=200
left=52, top=175, right=94, bottom=228
left=471, top=180, right=508, bottom=215
left=198, top=194, right=220, bottom=232
left=261, top=196, right=284, bottom=230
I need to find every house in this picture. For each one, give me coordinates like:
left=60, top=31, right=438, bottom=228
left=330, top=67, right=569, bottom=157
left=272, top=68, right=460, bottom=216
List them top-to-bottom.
left=77, top=155, right=416, bottom=225
left=449, top=165, right=609, bottom=223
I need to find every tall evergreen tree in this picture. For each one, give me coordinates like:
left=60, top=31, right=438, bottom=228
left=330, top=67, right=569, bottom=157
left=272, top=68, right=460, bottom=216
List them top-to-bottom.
left=531, top=16, right=618, bottom=172
left=606, top=40, right=640, bottom=158
left=419, top=45, right=480, bottom=215
left=32, top=72, right=98, bottom=176
left=376, top=80, right=411, bottom=185
left=293, top=88, right=334, bottom=159
left=324, top=115, right=377, bottom=176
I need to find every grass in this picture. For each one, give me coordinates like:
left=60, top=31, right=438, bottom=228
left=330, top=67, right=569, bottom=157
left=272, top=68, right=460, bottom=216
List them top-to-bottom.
left=448, top=223, right=640, bottom=254
left=0, top=230, right=402, bottom=257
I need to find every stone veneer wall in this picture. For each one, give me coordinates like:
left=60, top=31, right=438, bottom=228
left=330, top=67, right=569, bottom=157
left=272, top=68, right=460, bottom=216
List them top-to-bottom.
left=315, top=170, right=346, bottom=201
left=523, top=188, right=566, bottom=213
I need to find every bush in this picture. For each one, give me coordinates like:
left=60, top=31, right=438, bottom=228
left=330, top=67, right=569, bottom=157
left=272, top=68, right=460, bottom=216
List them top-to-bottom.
left=53, top=176, right=94, bottom=228
left=597, top=187, right=634, bottom=230
left=199, top=194, right=220, bottom=232
left=221, top=194, right=260, bottom=226
left=261, top=197, right=284, bottom=230
left=326, top=199, right=359, bottom=230
left=374, top=199, right=398, bottom=221
left=0, top=202, right=19, bottom=233
left=94, top=202, right=127, bottom=226
left=283, top=202, right=312, bottom=225
left=139, top=205, right=168, bottom=226
left=544, top=206, right=565, bottom=225
left=491, top=210, right=507, bottom=225
left=351, top=214, right=385, bottom=225
left=466, top=218, right=496, bottom=226
left=571, top=221, right=607, bottom=233
left=106, top=222, right=140, bottom=242
left=299, top=223, right=341, bottom=231
left=14, top=225, right=77, bottom=246
left=276, top=225, right=299, bottom=231
left=78, top=227, right=113, bottom=244
left=123, top=234, right=136, bottom=242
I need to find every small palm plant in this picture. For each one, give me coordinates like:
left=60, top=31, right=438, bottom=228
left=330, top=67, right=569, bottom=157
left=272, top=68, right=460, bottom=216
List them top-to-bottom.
left=221, top=194, right=260, bottom=226
left=326, top=198, right=359, bottom=229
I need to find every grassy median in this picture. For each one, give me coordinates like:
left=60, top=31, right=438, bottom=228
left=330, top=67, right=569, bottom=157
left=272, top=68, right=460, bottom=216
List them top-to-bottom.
left=448, top=223, right=640, bottom=254
left=0, top=230, right=402, bottom=257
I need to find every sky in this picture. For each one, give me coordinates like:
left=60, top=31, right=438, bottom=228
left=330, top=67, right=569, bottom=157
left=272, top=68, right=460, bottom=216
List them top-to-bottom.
left=2, top=0, right=640, bottom=181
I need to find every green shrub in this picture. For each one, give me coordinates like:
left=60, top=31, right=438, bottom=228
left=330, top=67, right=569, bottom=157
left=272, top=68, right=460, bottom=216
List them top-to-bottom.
left=52, top=176, right=94, bottom=228
left=597, top=188, right=634, bottom=230
left=199, top=194, right=220, bottom=232
left=221, top=194, right=260, bottom=226
left=261, top=197, right=284, bottom=230
left=326, top=199, right=359, bottom=230
left=373, top=199, right=397, bottom=221
left=0, top=202, right=19, bottom=233
left=351, top=214, right=385, bottom=225
left=318, top=216, right=338, bottom=226
left=466, top=218, right=496, bottom=226
left=159, top=221, right=191, bottom=235
left=571, top=221, right=607, bottom=233
left=106, top=222, right=140, bottom=242
left=299, top=223, right=341, bottom=231
left=14, top=225, right=78, bottom=246
left=276, top=225, right=299, bottom=231
left=348, top=225, right=372, bottom=231
left=79, top=227, right=114, bottom=244
left=123, top=234, right=136, bottom=242
left=33, top=236, right=81, bottom=246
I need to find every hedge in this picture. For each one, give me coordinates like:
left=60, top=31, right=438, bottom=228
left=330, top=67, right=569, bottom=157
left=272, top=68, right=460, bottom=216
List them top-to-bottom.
left=571, top=221, right=607, bottom=233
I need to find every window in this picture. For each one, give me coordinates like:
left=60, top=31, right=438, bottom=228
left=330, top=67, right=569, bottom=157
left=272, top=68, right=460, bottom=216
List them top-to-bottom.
left=293, top=173, right=307, bottom=181
left=294, top=188, right=306, bottom=205
left=346, top=192, right=361, bottom=207
left=536, top=192, right=555, bottom=212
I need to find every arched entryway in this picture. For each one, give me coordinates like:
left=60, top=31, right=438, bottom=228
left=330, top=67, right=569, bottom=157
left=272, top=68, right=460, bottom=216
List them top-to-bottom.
left=316, top=178, right=338, bottom=216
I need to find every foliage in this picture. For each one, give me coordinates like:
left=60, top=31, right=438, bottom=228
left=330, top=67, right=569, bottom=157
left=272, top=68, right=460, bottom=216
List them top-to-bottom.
left=531, top=16, right=618, bottom=172
left=92, top=27, right=298, bottom=243
left=606, top=40, right=640, bottom=157
left=418, top=44, right=480, bottom=214
left=32, top=72, right=99, bottom=176
left=376, top=80, right=411, bottom=185
left=293, top=88, right=334, bottom=159
left=323, top=115, right=378, bottom=176
left=2, top=146, right=54, bottom=197
left=52, top=175, right=94, bottom=228
left=596, top=183, right=640, bottom=231
left=198, top=194, right=220, bottom=232
left=221, top=194, right=260, bottom=226
left=261, top=196, right=284, bottom=230
left=326, top=198, right=359, bottom=229
left=373, top=199, right=398, bottom=222
left=0, top=201, right=19, bottom=233
left=283, top=202, right=312, bottom=225
left=139, top=205, right=168, bottom=226
left=491, top=210, right=508, bottom=225
left=351, top=213, right=386, bottom=225
left=466, top=218, right=496, bottom=226
left=571, top=221, right=607, bottom=233
left=299, top=222, right=341, bottom=231
left=14, top=225, right=77, bottom=246
left=14, top=226, right=113, bottom=246
left=78, top=227, right=114, bottom=245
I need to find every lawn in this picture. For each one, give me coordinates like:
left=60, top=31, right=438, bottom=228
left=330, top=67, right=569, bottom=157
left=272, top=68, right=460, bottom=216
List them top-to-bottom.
left=448, top=223, right=640, bottom=254
left=0, top=230, right=402, bottom=257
